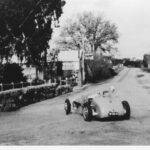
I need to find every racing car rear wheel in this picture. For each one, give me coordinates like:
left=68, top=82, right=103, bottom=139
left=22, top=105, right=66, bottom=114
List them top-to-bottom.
left=64, top=99, right=71, bottom=115
left=122, top=101, right=130, bottom=119
left=82, top=103, right=92, bottom=121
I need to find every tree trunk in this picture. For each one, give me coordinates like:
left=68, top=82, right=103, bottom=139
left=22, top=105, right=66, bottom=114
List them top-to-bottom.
left=44, top=50, right=47, bottom=66
left=36, top=67, right=39, bottom=79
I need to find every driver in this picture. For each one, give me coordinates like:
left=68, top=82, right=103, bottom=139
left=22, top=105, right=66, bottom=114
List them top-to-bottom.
left=103, top=86, right=115, bottom=97
left=108, top=86, right=116, bottom=98
left=109, top=86, right=115, bottom=93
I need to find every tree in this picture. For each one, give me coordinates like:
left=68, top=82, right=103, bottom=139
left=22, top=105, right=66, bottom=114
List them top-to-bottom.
left=0, top=0, right=65, bottom=66
left=56, top=12, right=119, bottom=54
left=56, top=12, right=119, bottom=84
left=44, top=48, right=60, bottom=81
left=48, top=48, right=60, bottom=62
left=143, top=54, right=150, bottom=68
left=85, top=56, right=114, bottom=82
left=56, top=61, right=63, bottom=76
left=1, top=63, right=27, bottom=84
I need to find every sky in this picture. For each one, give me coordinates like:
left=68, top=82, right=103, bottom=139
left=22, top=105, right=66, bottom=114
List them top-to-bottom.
left=52, top=0, right=150, bottom=59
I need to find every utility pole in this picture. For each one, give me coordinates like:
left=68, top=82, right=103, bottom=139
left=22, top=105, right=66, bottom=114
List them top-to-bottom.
left=78, top=36, right=85, bottom=87
left=79, top=50, right=83, bottom=87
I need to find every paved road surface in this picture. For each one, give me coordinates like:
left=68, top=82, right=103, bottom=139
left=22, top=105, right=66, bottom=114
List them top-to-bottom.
left=0, top=67, right=150, bottom=145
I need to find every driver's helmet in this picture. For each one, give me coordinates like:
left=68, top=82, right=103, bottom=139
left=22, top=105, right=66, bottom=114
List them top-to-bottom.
left=109, top=86, right=115, bottom=93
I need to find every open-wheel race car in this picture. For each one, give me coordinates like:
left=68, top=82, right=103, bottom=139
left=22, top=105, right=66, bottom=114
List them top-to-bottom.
left=64, top=86, right=131, bottom=121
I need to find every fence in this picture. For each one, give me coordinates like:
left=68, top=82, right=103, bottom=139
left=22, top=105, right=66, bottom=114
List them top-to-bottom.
left=0, top=77, right=77, bottom=92
left=0, top=79, right=75, bottom=112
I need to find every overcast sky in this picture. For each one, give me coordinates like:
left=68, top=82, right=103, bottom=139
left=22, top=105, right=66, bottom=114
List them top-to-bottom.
left=52, top=0, right=150, bottom=59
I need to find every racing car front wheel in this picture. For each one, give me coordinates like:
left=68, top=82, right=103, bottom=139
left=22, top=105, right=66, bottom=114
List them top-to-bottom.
left=64, top=99, right=71, bottom=115
left=122, top=101, right=130, bottom=119
left=82, top=102, right=92, bottom=121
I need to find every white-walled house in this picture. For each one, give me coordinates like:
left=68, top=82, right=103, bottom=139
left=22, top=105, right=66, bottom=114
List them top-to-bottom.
left=22, top=50, right=80, bottom=81
left=58, top=50, right=79, bottom=77
left=22, top=65, right=44, bottom=82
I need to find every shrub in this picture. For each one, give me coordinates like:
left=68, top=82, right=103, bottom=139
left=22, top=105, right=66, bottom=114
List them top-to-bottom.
left=85, top=56, right=113, bottom=82
left=3, top=63, right=27, bottom=84
left=32, top=78, right=45, bottom=86
left=0, top=83, right=72, bottom=112
left=22, top=84, right=57, bottom=105
left=55, top=84, right=73, bottom=96
left=0, top=89, right=23, bottom=111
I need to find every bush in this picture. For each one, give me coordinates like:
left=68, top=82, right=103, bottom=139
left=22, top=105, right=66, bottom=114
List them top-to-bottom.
left=85, top=56, right=114, bottom=82
left=123, top=59, right=142, bottom=68
left=2, top=63, right=27, bottom=84
left=32, top=78, right=45, bottom=86
left=0, top=83, right=73, bottom=112
left=0, top=84, right=56, bottom=111
left=55, top=84, right=73, bottom=96
left=0, top=89, right=23, bottom=111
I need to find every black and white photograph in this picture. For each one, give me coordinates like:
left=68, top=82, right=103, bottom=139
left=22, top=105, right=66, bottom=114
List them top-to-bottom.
left=0, top=0, right=150, bottom=147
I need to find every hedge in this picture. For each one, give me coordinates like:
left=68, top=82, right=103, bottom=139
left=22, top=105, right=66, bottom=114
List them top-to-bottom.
left=0, top=83, right=72, bottom=112
left=55, top=84, right=73, bottom=96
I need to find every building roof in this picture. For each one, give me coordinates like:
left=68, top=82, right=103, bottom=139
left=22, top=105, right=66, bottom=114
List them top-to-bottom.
left=58, top=50, right=79, bottom=62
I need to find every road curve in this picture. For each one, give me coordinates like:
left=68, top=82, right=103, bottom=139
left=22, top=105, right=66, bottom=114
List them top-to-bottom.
left=1, top=67, right=150, bottom=145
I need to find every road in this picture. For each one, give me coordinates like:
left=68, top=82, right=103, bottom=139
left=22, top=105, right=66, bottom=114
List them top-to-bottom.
left=1, top=67, right=150, bottom=145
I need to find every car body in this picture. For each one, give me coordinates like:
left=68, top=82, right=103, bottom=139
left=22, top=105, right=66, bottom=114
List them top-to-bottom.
left=64, top=89, right=131, bottom=121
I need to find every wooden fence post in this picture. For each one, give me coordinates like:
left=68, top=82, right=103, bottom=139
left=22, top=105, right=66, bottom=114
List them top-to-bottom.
left=66, top=77, right=68, bottom=85
left=49, top=79, right=51, bottom=84
left=20, top=81, right=23, bottom=88
left=11, top=82, right=14, bottom=89
left=0, top=83, right=3, bottom=91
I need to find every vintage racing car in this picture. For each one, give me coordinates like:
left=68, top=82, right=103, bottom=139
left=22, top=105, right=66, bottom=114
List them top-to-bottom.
left=64, top=86, right=131, bottom=121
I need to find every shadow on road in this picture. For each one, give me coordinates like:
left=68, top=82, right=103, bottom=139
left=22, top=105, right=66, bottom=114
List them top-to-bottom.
left=92, top=116, right=130, bottom=122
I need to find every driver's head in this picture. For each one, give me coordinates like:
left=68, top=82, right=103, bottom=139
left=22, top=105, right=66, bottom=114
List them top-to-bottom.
left=109, top=86, right=115, bottom=93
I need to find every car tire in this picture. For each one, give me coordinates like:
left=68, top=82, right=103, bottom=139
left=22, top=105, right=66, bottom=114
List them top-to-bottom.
left=64, top=99, right=71, bottom=115
left=122, top=101, right=130, bottom=119
left=82, top=102, right=92, bottom=121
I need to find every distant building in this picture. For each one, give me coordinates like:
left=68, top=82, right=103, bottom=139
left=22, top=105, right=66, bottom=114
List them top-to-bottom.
left=21, top=49, right=114, bottom=81
left=58, top=50, right=79, bottom=77
left=22, top=65, right=44, bottom=82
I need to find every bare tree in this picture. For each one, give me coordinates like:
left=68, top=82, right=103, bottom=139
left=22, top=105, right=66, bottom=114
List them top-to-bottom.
left=56, top=12, right=119, bottom=54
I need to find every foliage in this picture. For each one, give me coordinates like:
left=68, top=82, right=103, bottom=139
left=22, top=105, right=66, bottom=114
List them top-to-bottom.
left=0, top=0, right=65, bottom=66
left=56, top=12, right=119, bottom=54
left=44, top=48, right=62, bottom=80
left=48, top=48, right=60, bottom=62
left=143, top=54, right=150, bottom=68
left=85, top=56, right=114, bottom=82
left=112, top=58, right=123, bottom=66
left=123, top=58, right=142, bottom=68
left=43, top=61, right=63, bottom=81
left=56, top=61, right=63, bottom=76
left=43, top=62, right=57, bottom=81
left=0, top=63, right=27, bottom=84
left=0, top=63, right=3, bottom=83
left=32, top=77, right=45, bottom=85
left=0, top=82, right=73, bottom=112
left=0, top=84, right=56, bottom=111
left=55, top=84, right=73, bottom=96
left=0, top=89, right=24, bottom=111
